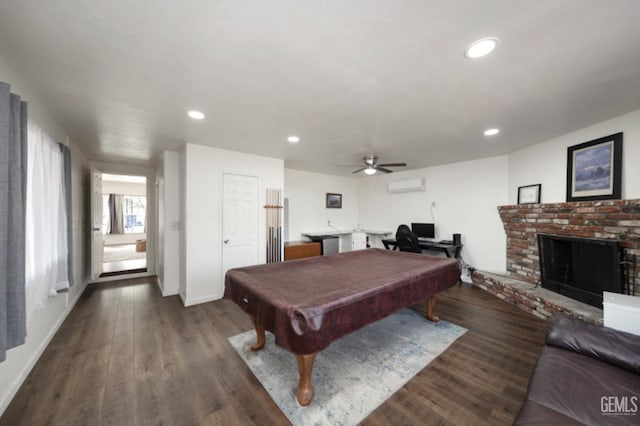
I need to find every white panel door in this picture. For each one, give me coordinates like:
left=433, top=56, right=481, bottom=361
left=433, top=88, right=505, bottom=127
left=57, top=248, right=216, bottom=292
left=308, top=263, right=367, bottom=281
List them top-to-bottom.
left=90, top=168, right=103, bottom=279
left=222, top=174, right=259, bottom=286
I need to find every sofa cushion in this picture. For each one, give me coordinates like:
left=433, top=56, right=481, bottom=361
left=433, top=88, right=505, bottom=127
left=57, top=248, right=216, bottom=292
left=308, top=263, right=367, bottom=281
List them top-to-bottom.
left=546, top=313, right=640, bottom=374
left=522, top=346, right=640, bottom=425
left=514, top=401, right=584, bottom=425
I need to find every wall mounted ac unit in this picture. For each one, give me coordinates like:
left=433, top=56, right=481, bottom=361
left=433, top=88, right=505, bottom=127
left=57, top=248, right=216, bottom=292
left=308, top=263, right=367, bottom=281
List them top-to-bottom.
left=387, top=178, right=425, bottom=193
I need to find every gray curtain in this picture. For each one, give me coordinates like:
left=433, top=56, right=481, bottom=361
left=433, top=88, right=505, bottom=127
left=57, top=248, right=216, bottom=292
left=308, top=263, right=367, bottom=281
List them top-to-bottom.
left=0, top=81, right=28, bottom=362
left=59, top=143, right=73, bottom=289
left=108, top=193, right=124, bottom=234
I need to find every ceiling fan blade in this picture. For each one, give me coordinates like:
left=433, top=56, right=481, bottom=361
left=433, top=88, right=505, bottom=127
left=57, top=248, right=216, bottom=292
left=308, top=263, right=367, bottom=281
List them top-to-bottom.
left=378, top=162, right=407, bottom=167
left=377, top=167, right=394, bottom=174
left=352, top=168, right=366, bottom=174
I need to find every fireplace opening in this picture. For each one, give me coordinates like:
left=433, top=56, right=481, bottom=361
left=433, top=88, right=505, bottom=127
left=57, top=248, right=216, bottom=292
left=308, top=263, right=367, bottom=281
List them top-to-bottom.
left=537, top=234, right=623, bottom=308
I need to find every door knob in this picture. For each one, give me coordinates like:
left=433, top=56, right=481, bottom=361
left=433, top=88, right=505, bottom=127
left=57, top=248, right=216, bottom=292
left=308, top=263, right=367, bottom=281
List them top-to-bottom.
left=224, top=239, right=229, bottom=244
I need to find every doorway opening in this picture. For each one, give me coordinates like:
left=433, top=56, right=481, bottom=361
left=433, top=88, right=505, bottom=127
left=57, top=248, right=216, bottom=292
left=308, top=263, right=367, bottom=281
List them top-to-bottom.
left=100, top=173, right=148, bottom=277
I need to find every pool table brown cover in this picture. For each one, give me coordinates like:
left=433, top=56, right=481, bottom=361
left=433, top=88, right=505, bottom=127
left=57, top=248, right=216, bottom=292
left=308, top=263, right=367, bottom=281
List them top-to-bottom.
left=224, top=248, right=460, bottom=355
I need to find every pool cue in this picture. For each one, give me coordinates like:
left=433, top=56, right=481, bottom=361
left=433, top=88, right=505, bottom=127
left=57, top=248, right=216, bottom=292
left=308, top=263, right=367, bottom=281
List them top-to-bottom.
left=268, top=188, right=272, bottom=263
left=278, top=189, right=282, bottom=262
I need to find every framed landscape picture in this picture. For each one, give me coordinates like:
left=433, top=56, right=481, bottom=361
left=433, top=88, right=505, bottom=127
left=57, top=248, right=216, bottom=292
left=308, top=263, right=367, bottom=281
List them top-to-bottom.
left=566, top=133, right=622, bottom=202
left=326, top=193, right=342, bottom=208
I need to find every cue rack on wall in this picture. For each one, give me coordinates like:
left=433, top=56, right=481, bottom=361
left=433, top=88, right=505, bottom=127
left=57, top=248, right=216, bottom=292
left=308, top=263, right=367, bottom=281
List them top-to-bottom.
left=265, top=188, right=283, bottom=263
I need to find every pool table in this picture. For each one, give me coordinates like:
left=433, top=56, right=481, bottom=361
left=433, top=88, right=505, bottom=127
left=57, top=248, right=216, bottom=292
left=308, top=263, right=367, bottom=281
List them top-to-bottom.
left=224, top=248, right=460, bottom=406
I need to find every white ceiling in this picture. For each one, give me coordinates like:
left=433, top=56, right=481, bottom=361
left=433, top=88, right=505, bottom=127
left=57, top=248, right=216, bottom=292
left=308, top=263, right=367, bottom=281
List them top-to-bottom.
left=1, top=0, right=639, bottom=176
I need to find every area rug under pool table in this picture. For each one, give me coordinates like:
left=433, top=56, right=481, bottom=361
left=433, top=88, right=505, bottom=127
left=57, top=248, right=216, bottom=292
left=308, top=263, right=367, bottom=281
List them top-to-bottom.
left=229, top=308, right=467, bottom=425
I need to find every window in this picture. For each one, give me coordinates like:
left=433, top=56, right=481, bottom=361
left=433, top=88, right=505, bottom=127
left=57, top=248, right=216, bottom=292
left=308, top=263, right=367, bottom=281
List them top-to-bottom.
left=25, top=122, right=70, bottom=318
left=102, top=194, right=146, bottom=234
left=123, top=195, right=146, bottom=233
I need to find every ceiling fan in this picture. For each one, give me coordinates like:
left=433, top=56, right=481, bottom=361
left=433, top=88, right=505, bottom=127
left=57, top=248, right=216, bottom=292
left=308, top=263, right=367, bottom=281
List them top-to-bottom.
left=345, top=155, right=407, bottom=175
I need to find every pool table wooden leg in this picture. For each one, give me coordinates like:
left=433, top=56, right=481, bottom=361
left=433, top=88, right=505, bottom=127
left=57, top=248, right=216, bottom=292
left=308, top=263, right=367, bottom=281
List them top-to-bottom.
left=426, top=296, right=439, bottom=322
left=249, top=315, right=265, bottom=351
left=295, top=353, right=317, bottom=406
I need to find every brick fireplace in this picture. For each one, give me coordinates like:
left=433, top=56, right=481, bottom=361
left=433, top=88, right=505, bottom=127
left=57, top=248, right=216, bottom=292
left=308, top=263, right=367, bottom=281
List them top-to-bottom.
left=472, top=199, right=640, bottom=321
left=498, top=199, right=640, bottom=296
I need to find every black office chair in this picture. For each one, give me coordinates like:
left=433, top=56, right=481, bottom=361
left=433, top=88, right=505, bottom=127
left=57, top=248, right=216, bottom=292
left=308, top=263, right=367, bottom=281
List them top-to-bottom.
left=395, top=224, right=422, bottom=253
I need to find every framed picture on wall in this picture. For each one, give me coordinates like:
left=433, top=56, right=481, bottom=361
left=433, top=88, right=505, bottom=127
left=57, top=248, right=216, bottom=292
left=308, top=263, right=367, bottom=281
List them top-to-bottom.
left=566, top=132, right=622, bottom=202
left=518, top=184, right=541, bottom=204
left=326, top=193, right=342, bottom=208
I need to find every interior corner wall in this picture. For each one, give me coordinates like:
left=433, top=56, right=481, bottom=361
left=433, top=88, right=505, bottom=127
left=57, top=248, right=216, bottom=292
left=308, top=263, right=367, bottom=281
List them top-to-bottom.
left=0, top=56, right=90, bottom=416
left=508, top=108, right=640, bottom=204
left=69, top=142, right=91, bottom=297
left=182, top=143, right=284, bottom=306
left=179, top=146, right=187, bottom=302
left=157, top=151, right=180, bottom=296
left=358, top=155, right=509, bottom=273
left=157, top=156, right=165, bottom=291
left=284, top=169, right=360, bottom=242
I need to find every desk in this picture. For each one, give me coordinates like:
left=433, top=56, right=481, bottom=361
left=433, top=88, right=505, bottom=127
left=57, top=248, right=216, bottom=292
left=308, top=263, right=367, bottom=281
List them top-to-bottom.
left=301, top=229, right=392, bottom=238
left=302, top=229, right=392, bottom=253
left=382, top=238, right=462, bottom=259
left=224, top=248, right=460, bottom=406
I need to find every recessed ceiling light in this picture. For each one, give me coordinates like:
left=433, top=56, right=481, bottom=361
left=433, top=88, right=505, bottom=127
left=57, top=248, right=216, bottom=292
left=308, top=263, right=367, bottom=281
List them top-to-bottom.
left=465, top=37, right=499, bottom=59
left=187, top=110, right=205, bottom=120
left=484, top=128, right=500, bottom=136
left=287, top=136, right=300, bottom=143
left=364, top=168, right=377, bottom=175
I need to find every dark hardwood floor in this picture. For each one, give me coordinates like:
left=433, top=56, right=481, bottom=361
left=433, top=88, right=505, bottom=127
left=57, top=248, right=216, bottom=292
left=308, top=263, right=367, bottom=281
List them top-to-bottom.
left=0, top=278, right=547, bottom=425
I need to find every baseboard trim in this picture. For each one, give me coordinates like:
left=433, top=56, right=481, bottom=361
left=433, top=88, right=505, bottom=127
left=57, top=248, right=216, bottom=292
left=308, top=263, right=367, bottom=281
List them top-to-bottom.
left=157, top=277, right=179, bottom=297
left=0, top=279, right=89, bottom=417
left=182, top=294, right=221, bottom=307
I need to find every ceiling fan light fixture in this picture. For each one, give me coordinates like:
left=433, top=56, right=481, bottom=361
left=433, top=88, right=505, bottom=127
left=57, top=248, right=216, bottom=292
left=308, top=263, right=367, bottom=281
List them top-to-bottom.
left=464, top=37, right=499, bottom=59
left=484, top=128, right=500, bottom=136
left=287, top=135, right=300, bottom=143
left=347, top=155, right=406, bottom=174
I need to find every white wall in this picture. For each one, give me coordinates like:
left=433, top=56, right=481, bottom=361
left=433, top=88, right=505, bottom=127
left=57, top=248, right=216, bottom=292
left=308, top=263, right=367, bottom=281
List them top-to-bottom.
left=0, top=56, right=90, bottom=416
left=508, top=108, right=640, bottom=204
left=182, top=144, right=284, bottom=306
left=179, top=146, right=187, bottom=301
left=156, top=151, right=180, bottom=296
left=157, top=156, right=165, bottom=293
left=358, top=156, right=509, bottom=272
left=284, top=169, right=360, bottom=244
left=102, top=180, right=146, bottom=196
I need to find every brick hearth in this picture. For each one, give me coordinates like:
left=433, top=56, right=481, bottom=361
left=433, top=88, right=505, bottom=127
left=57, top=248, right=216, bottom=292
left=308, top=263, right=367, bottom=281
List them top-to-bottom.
left=471, top=199, right=640, bottom=321
left=472, top=270, right=603, bottom=323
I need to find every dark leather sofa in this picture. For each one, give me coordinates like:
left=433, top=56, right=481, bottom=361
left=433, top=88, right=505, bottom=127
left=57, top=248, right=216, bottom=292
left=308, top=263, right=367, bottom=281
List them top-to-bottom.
left=514, top=313, right=640, bottom=425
